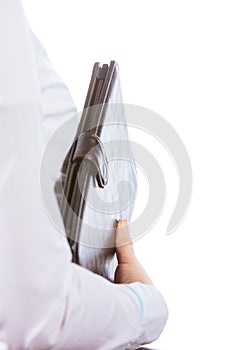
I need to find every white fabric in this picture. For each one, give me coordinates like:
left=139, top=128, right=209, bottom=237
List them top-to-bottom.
left=0, top=0, right=168, bottom=349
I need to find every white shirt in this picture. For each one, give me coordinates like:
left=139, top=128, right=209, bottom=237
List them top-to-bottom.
left=0, top=1, right=168, bottom=349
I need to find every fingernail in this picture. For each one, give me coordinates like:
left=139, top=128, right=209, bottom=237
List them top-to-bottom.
left=117, top=219, right=128, bottom=226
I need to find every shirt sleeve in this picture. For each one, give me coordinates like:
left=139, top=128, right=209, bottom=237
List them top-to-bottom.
left=0, top=1, right=168, bottom=349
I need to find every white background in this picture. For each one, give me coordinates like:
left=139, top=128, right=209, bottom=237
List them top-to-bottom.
left=22, top=1, right=233, bottom=349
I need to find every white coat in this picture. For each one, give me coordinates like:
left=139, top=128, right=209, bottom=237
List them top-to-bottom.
left=0, top=1, right=168, bottom=349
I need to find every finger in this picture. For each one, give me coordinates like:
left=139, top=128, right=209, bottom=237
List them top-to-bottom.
left=115, top=219, right=135, bottom=263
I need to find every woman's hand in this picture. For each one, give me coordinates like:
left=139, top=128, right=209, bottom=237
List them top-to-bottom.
left=114, top=219, right=154, bottom=286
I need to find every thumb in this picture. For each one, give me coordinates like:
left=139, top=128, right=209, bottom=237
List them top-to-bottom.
left=115, top=219, right=135, bottom=263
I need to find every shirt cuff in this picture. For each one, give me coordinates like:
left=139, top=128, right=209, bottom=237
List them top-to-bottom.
left=122, top=283, right=168, bottom=349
